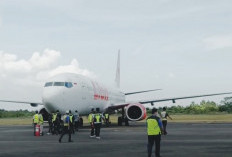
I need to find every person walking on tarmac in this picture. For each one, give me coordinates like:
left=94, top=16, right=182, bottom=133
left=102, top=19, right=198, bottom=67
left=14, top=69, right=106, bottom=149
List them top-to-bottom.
left=160, top=107, right=172, bottom=135
left=88, top=108, right=95, bottom=137
left=93, top=108, right=105, bottom=139
left=147, top=108, right=163, bottom=157
left=33, top=110, right=39, bottom=136
left=69, top=110, right=75, bottom=134
left=74, top=110, right=80, bottom=131
left=59, top=111, right=73, bottom=143
left=38, top=112, right=44, bottom=136
left=104, top=112, right=110, bottom=127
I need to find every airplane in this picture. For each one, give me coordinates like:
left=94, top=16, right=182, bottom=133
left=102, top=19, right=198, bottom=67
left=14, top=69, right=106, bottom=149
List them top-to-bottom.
left=1, top=50, right=232, bottom=126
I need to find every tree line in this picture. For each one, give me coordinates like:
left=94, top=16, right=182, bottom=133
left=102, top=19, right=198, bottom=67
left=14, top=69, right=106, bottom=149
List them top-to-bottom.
left=1, top=97, right=232, bottom=118
left=149, top=97, right=232, bottom=114
left=0, top=109, right=34, bottom=118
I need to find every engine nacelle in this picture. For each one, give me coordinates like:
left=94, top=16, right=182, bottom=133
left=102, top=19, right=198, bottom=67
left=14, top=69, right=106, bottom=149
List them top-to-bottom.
left=125, top=103, right=147, bottom=121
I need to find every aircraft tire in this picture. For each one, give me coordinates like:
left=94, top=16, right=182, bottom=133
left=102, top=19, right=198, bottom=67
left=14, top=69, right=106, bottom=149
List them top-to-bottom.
left=118, top=117, right=122, bottom=126
left=125, top=117, right=129, bottom=126
left=79, top=118, right=83, bottom=127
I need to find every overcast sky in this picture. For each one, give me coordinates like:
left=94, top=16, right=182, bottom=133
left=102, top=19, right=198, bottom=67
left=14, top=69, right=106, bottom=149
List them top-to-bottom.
left=0, top=0, right=232, bottom=111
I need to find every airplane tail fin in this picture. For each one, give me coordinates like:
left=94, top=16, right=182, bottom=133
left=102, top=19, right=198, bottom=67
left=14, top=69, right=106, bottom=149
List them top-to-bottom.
left=115, top=50, right=120, bottom=88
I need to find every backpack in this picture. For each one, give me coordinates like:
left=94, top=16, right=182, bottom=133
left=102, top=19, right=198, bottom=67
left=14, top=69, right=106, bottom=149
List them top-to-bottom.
left=65, top=116, right=70, bottom=123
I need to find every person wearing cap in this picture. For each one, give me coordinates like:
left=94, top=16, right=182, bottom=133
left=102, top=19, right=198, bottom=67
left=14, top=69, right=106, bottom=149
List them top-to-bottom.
left=160, top=107, right=172, bottom=135
left=88, top=108, right=95, bottom=137
left=92, top=108, right=105, bottom=139
left=147, top=108, right=163, bottom=157
left=33, top=110, right=39, bottom=136
left=59, top=110, right=73, bottom=143
left=74, top=110, right=80, bottom=131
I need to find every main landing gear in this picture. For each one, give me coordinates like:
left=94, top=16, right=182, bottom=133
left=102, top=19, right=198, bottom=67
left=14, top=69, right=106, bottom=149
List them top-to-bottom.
left=117, top=107, right=129, bottom=126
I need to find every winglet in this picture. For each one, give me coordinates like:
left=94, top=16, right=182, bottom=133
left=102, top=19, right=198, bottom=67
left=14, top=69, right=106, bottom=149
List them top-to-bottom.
left=115, top=49, right=120, bottom=88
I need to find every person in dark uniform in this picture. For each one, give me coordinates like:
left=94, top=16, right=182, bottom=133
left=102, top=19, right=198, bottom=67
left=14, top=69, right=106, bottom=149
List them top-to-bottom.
left=160, top=107, right=172, bottom=135
left=93, top=108, right=104, bottom=139
left=147, top=108, right=163, bottom=157
left=56, top=110, right=62, bottom=134
left=59, top=111, right=73, bottom=143
left=52, top=112, right=58, bottom=135
left=47, top=113, right=53, bottom=134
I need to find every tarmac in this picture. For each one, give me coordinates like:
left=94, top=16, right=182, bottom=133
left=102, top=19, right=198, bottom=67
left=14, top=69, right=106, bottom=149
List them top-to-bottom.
left=0, top=122, right=232, bottom=157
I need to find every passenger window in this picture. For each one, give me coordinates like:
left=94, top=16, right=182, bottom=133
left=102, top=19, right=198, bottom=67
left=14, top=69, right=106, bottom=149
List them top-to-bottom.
left=44, top=82, right=53, bottom=87
left=54, top=82, right=65, bottom=86
left=65, top=82, right=73, bottom=88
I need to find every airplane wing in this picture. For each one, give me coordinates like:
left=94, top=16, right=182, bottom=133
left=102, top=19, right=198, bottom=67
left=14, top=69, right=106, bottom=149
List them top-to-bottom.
left=124, top=89, right=162, bottom=95
left=109, top=91, right=232, bottom=109
left=138, top=92, right=232, bottom=105
left=0, top=100, right=43, bottom=107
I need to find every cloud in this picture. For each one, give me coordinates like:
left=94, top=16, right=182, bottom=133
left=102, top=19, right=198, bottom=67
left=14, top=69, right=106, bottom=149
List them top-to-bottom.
left=203, top=35, right=232, bottom=50
left=0, top=49, right=95, bottom=84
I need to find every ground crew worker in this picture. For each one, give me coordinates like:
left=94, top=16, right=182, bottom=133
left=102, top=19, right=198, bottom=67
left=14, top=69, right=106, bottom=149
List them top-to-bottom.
left=160, top=107, right=172, bottom=135
left=88, top=108, right=95, bottom=137
left=93, top=108, right=105, bottom=139
left=147, top=108, right=163, bottom=157
left=33, top=110, right=39, bottom=136
left=56, top=110, right=61, bottom=134
left=69, top=110, right=75, bottom=134
left=74, top=110, right=79, bottom=131
left=59, top=111, right=73, bottom=143
left=52, top=112, right=58, bottom=135
left=104, top=112, right=110, bottom=127
left=38, top=113, right=44, bottom=136
left=47, top=113, right=53, bottom=134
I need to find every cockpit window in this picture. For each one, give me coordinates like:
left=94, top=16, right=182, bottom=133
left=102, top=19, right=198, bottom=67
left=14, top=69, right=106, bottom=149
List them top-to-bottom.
left=44, top=82, right=53, bottom=87
left=54, top=82, right=65, bottom=86
left=65, top=82, right=73, bottom=88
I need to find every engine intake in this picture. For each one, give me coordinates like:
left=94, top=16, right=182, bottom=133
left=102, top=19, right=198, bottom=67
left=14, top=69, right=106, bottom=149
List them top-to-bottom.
left=125, top=103, right=147, bottom=121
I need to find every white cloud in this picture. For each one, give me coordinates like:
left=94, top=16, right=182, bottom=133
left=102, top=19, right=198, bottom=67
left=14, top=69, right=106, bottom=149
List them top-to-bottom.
left=203, top=35, right=232, bottom=50
left=0, top=49, right=95, bottom=84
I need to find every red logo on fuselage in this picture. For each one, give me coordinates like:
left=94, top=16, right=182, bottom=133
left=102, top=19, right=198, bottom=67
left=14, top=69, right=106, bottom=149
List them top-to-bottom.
left=91, top=81, right=109, bottom=101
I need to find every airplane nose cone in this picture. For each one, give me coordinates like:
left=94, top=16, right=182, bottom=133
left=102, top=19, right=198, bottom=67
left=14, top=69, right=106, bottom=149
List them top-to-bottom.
left=42, top=87, right=64, bottom=113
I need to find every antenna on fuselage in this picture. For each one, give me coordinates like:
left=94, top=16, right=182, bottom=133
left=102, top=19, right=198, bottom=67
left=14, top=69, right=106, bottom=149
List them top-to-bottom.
left=115, top=49, right=120, bottom=88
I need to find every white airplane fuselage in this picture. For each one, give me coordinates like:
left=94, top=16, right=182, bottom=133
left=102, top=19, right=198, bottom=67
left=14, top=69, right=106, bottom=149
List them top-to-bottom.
left=42, top=73, right=125, bottom=115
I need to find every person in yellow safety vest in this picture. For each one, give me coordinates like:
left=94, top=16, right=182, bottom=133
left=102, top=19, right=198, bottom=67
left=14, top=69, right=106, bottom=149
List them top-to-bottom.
left=160, top=107, right=172, bottom=135
left=88, top=108, right=95, bottom=137
left=93, top=108, right=105, bottom=139
left=147, top=108, right=163, bottom=157
left=33, top=110, right=39, bottom=136
left=59, top=110, right=73, bottom=143
left=69, top=110, right=75, bottom=134
left=52, top=112, right=58, bottom=135
left=104, top=112, right=110, bottom=127
left=38, top=113, right=44, bottom=136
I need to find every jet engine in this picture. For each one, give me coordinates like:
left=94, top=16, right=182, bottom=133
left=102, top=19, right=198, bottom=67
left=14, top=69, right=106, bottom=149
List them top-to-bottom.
left=125, top=103, right=147, bottom=121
